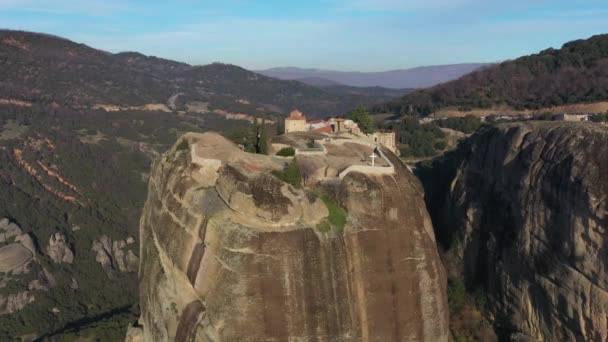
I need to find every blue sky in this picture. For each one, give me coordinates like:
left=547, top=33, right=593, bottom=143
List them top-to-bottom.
left=1, top=0, right=607, bottom=71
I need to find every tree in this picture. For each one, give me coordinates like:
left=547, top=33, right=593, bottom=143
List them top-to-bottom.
left=348, top=106, right=375, bottom=134
left=590, top=112, right=608, bottom=122
left=276, top=119, right=285, bottom=135
left=257, top=121, right=269, bottom=155
left=276, top=147, right=295, bottom=157
left=272, top=159, right=301, bottom=188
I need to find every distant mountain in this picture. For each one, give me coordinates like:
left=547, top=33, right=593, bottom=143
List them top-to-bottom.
left=0, top=30, right=393, bottom=118
left=376, top=34, right=608, bottom=116
left=256, top=64, right=490, bottom=89
left=288, top=76, right=412, bottom=102
left=294, top=77, right=343, bottom=87
left=321, top=85, right=414, bottom=99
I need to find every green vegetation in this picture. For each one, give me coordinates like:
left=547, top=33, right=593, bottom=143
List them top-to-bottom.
left=0, top=31, right=384, bottom=119
left=375, top=34, right=608, bottom=115
left=0, top=103, right=258, bottom=339
left=348, top=106, right=375, bottom=134
left=590, top=112, right=608, bottom=122
left=435, top=115, right=482, bottom=134
left=396, top=118, right=447, bottom=158
left=0, top=120, right=29, bottom=141
left=227, top=120, right=273, bottom=154
left=256, top=120, right=269, bottom=155
left=176, top=139, right=189, bottom=151
left=434, top=141, right=447, bottom=151
left=276, top=147, right=295, bottom=157
left=272, top=159, right=302, bottom=188
left=319, top=193, right=347, bottom=234
left=316, top=221, right=332, bottom=233
left=447, top=278, right=466, bottom=314
left=474, top=288, right=488, bottom=309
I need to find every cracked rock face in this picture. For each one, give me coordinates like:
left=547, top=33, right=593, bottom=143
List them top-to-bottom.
left=435, top=122, right=608, bottom=341
left=137, top=132, right=449, bottom=341
left=46, top=233, right=74, bottom=264
left=91, top=235, right=139, bottom=275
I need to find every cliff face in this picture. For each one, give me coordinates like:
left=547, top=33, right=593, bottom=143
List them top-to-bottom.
left=431, top=122, right=608, bottom=341
left=135, top=132, right=449, bottom=341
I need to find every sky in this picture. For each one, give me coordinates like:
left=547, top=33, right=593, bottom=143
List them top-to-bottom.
left=1, top=0, right=607, bottom=71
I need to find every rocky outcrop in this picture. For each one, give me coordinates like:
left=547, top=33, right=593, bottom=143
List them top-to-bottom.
left=428, top=122, right=608, bottom=341
left=137, top=132, right=449, bottom=341
left=0, top=218, right=23, bottom=243
left=0, top=219, right=35, bottom=274
left=0, top=219, right=60, bottom=316
left=46, top=233, right=74, bottom=264
left=92, top=235, right=138, bottom=275
left=0, top=291, right=35, bottom=315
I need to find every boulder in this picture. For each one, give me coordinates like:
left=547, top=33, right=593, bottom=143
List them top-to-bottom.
left=0, top=220, right=23, bottom=243
left=16, top=233, right=36, bottom=256
left=46, top=233, right=74, bottom=264
left=92, top=235, right=139, bottom=275
left=91, top=236, right=114, bottom=275
left=0, top=243, right=33, bottom=273
left=0, top=291, right=34, bottom=315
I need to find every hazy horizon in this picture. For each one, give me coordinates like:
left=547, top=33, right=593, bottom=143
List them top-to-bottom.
left=1, top=0, right=607, bottom=71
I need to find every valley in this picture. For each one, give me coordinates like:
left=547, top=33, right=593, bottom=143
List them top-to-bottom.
left=0, top=26, right=607, bottom=342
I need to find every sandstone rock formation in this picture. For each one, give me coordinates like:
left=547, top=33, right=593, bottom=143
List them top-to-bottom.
left=429, top=122, right=608, bottom=341
left=137, top=132, right=449, bottom=341
left=0, top=218, right=22, bottom=243
left=0, top=219, right=35, bottom=274
left=0, top=219, right=58, bottom=316
left=46, top=233, right=74, bottom=264
left=92, top=235, right=138, bottom=275
left=0, top=291, right=35, bottom=315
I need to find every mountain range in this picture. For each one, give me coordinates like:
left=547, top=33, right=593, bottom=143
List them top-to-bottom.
left=0, top=30, right=402, bottom=119
left=378, top=34, right=608, bottom=116
left=256, top=64, right=490, bottom=89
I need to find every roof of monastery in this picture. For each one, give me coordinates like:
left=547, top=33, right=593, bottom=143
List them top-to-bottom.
left=286, top=110, right=306, bottom=121
left=311, top=125, right=333, bottom=133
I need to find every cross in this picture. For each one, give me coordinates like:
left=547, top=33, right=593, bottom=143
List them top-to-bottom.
left=370, top=153, right=377, bottom=167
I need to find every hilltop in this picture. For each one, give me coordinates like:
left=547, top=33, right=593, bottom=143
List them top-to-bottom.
left=0, top=30, right=389, bottom=118
left=376, top=34, right=608, bottom=116
left=132, top=131, right=449, bottom=341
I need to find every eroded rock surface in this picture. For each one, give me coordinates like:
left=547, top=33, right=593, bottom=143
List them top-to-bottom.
left=429, top=122, right=608, bottom=341
left=137, top=132, right=449, bottom=341
left=0, top=219, right=35, bottom=274
left=46, top=233, right=74, bottom=264
left=92, top=235, right=139, bottom=275
left=0, top=291, right=35, bottom=315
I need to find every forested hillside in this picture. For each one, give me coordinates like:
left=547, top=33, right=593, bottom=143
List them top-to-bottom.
left=0, top=30, right=385, bottom=118
left=376, top=34, right=608, bottom=116
left=0, top=102, right=256, bottom=340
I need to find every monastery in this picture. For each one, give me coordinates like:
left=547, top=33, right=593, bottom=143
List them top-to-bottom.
left=284, top=110, right=397, bottom=153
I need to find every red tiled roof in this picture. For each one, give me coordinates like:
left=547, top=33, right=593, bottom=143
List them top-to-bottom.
left=312, top=126, right=332, bottom=133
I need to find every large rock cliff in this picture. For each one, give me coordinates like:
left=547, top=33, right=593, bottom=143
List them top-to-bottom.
left=426, top=122, right=608, bottom=341
left=135, top=132, right=449, bottom=341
